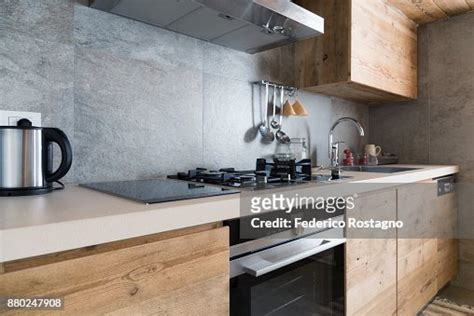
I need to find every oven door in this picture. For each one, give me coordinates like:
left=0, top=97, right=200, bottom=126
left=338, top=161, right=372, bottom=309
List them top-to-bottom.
left=230, top=230, right=345, bottom=316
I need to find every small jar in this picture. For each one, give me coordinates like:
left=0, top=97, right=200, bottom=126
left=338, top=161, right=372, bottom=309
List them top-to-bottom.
left=289, top=138, right=309, bottom=162
left=274, top=143, right=291, bottom=161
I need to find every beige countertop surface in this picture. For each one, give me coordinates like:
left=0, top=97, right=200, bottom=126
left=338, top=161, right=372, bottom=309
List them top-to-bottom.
left=0, top=164, right=458, bottom=262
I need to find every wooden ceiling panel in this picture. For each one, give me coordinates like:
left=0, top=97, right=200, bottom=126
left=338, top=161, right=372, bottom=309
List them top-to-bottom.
left=385, top=0, right=473, bottom=25
left=386, top=0, right=447, bottom=24
left=434, top=0, right=472, bottom=16
left=465, top=0, right=474, bottom=10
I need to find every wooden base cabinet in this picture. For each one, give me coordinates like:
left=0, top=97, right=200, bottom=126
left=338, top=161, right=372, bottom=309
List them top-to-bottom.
left=295, top=0, right=417, bottom=103
left=346, top=181, right=457, bottom=316
left=397, top=181, right=457, bottom=316
left=345, top=189, right=398, bottom=316
left=0, top=224, right=229, bottom=315
left=437, top=239, right=458, bottom=290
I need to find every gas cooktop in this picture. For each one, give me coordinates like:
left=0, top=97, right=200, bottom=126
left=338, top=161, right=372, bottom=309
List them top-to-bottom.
left=81, top=158, right=323, bottom=204
left=169, top=158, right=315, bottom=190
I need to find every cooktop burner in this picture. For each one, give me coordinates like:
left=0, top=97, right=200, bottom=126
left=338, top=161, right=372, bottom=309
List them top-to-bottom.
left=168, top=158, right=314, bottom=189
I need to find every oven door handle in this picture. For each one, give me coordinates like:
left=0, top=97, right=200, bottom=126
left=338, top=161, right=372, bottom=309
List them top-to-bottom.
left=240, top=237, right=346, bottom=277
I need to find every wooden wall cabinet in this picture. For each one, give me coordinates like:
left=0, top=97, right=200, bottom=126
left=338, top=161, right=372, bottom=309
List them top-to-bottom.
left=295, top=0, right=418, bottom=103
left=0, top=224, right=229, bottom=315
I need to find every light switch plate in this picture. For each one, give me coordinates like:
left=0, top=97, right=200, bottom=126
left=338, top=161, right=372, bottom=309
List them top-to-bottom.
left=0, top=110, right=42, bottom=127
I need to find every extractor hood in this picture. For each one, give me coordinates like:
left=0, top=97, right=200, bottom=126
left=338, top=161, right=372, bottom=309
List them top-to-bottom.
left=89, top=0, right=324, bottom=54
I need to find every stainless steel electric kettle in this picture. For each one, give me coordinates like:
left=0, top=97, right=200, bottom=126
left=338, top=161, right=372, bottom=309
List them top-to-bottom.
left=0, top=119, right=73, bottom=196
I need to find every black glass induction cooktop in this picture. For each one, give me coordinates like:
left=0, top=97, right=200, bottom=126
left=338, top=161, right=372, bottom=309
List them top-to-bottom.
left=81, top=179, right=239, bottom=204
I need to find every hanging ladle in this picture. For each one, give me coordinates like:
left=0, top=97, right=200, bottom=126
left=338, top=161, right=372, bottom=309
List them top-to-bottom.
left=259, top=82, right=275, bottom=142
left=270, top=86, right=280, bottom=130
left=276, top=86, right=290, bottom=144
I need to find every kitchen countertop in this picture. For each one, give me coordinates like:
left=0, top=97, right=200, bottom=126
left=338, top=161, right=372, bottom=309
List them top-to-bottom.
left=0, top=164, right=458, bottom=262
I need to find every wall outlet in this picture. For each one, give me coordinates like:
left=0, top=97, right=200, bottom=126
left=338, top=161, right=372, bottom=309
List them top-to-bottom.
left=0, top=110, right=42, bottom=127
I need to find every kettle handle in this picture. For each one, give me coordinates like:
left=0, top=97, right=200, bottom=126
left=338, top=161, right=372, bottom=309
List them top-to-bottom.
left=43, top=128, right=73, bottom=183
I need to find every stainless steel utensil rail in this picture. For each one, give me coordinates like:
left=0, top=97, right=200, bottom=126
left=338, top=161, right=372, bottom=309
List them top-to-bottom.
left=253, top=80, right=297, bottom=97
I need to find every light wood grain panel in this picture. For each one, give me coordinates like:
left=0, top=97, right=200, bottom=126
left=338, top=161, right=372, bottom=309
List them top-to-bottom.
left=295, top=0, right=350, bottom=87
left=296, top=0, right=418, bottom=102
left=351, top=0, right=418, bottom=100
left=386, top=0, right=473, bottom=24
left=386, top=0, right=448, bottom=24
left=434, top=0, right=472, bottom=16
left=467, top=0, right=474, bottom=10
left=305, top=81, right=414, bottom=103
left=397, top=181, right=458, bottom=315
left=398, top=181, right=440, bottom=239
left=397, top=183, right=434, bottom=315
left=435, top=187, right=458, bottom=290
left=345, top=189, right=397, bottom=316
left=432, top=190, right=457, bottom=240
left=1, top=222, right=221, bottom=274
left=0, top=227, right=229, bottom=315
left=397, top=238, right=438, bottom=316
left=398, top=238, right=436, bottom=280
left=437, top=239, right=458, bottom=289
left=457, top=239, right=474, bottom=291
left=459, top=239, right=474, bottom=263
left=346, top=248, right=397, bottom=316
left=398, top=252, right=438, bottom=316
left=105, top=274, right=228, bottom=316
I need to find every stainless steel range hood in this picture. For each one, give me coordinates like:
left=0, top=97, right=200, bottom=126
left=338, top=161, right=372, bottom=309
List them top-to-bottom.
left=89, top=0, right=324, bottom=54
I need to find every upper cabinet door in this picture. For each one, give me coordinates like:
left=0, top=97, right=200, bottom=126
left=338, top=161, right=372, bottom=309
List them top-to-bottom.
left=295, top=0, right=417, bottom=103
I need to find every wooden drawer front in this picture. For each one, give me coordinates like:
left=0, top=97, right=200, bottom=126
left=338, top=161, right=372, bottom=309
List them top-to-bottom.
left=0, top=227, right=229, bottom=315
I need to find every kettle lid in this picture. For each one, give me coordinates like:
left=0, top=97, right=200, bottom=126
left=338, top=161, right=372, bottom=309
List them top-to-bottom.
left=17, top=118, right=33, bottom=127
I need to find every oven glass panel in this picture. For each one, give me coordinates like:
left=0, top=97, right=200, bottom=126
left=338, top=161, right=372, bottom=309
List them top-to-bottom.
left=231, top=245, right=344, bottom=316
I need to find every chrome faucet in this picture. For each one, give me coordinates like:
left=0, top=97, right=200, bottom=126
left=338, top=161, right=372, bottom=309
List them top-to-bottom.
left=328, top=117, right=365, bottom=168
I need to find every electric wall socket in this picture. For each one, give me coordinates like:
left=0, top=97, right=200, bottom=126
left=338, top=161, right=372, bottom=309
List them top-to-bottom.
left=0, top=110, right=42, bottom=127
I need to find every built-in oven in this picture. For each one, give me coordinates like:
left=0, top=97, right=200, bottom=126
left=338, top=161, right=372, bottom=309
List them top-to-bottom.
left=225, top=208, right=345, bottom=316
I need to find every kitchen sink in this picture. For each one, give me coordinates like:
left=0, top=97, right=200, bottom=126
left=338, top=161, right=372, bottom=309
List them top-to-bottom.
left=340, top=166, right=420, bottom=173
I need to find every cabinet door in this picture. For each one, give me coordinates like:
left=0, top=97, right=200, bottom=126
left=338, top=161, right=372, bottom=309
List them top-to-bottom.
left=295, top=0, right=417, bottom=103
left=350, top=0, right=417, bottom=100
left=397, top=180, right=457, bottom=315
left=434, top=183, right=458, bottom=290
left=345, top=189, right=397, bottom=316
left=0, top=226, right=229, bottom=315
left=437, top=239, right=458, bottom=290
